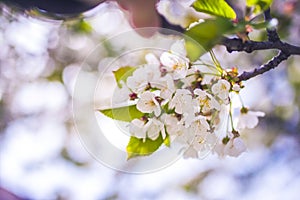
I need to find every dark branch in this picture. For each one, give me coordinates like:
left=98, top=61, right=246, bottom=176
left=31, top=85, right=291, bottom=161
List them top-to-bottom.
left=219, top=8, right=300, bottom=82
left=264, top=8, right=280, bottom=42
left=220, top=37, right=300, bottom=55
left=237, top=52, right=289, bottom=81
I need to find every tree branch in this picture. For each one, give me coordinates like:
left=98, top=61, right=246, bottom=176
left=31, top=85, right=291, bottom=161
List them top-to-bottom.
left=264, top=8, right=280, bottom=42
left=218, top=9, right=300, bottom=82
left=220, top=38, right=300, bottom=55
left=237, top=52, right=289, bottom=81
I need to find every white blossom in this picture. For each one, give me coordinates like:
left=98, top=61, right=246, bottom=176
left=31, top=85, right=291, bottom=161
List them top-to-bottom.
left=157, top=0, right=200, bottom=28
left=105, top=38, right=267, bottom=160
left=170, top=39, right=187, bottom=57
left=160, top=40, right=189, bottom=80
left=145, top=53, right=160, bottom=66
left=126, top=64, right=160, bottom=93
left=181, top=68, right=197, bottom=88
left=151, top=74, right=175, bottom=100
left=211, top=79, right=231, bottom=100
left=113, top=83, right=131, bottom=103
left=232, top=84, right=241, bottom=92
left=194, top=88, right=221, bottom=113
left=169, top=89, right=194, bottom=114
left=136, top=91, right=161, bottom=117
left=213, top=104, right=229, bottom=138
left=237, top=109, right=265, bottom=130
left=161, top=113, right=184, bottom=136
left=189, top=115, right=210, bottom=135
left=129, top=117, right=166, bottom=141
left=146, top=118, right=166, bottom=140
left=129, top=119, right=147, bottom=140
left=192, top=133, right=217, bottom=154
left=214, top=137, right=247, bottom=157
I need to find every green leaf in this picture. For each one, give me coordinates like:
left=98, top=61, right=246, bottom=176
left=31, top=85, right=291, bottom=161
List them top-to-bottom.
left=193, top=0, right=236, bottom=19
left=246, top=0, right=274, bottom=12
left=185, top=18, right=234, bottom=61
left=71, top=19, right=93, bottom=34
left=113, top=66, right=136, bottom=88
left=99, top=105, right=144, bottom=122
left=127, top=134, right=167, bottom=159
left=163, top=134, right=170, bottom=147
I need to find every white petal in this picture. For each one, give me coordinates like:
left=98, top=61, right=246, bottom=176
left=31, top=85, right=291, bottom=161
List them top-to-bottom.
left=170, top=40, right=187, bottom=57
left=160, top=52, right=177, bottom=69
left=145, top=53, right=160, bottom=65
left=129, top=119, right=146, bottom=139
left=147, top=119, right=163, bottom=140
left=183, top=146, right=198, bottom=159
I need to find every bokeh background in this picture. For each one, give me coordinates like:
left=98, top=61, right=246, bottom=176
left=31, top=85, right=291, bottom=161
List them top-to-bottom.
left=1, top=0, right=300, bottom=199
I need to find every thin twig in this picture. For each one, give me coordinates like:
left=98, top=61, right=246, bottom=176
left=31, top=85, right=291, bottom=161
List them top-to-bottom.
left=219, top=8, right=300, bottom=82
left=264, top=8, right=280, bottom=42
left=237, top=52, right=290, bottom=81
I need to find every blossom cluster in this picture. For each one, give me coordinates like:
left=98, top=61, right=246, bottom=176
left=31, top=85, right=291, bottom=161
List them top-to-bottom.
left=112, top=40, right=265, bottom=159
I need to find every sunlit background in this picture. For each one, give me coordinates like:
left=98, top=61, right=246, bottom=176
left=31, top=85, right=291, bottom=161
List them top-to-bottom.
left=1, top=1, right=300, bottom=199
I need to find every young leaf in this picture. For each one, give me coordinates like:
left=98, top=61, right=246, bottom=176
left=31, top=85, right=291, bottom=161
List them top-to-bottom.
left=193, top=0, right=236, bottom=19
left=246, top=0, right=274, bottom=13
left=185, top=18, right=234, bottom=61
left=113, top=66, right=136, bottom=88
left=99, top=105, right=144, bottom=122
left=127, top=134, right=166, bottom=159
left=163, top=134, right=170, bottom=147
